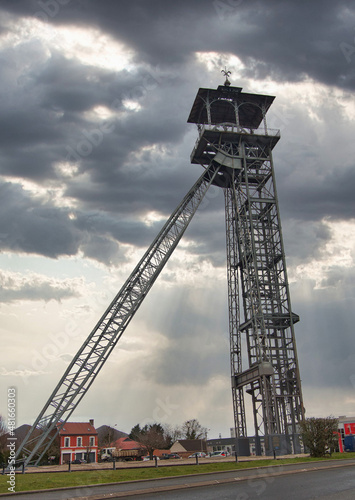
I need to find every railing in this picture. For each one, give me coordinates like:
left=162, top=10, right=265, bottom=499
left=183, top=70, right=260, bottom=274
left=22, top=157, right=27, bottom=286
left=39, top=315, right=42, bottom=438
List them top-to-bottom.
left=191, top=123, right=280, bottom=161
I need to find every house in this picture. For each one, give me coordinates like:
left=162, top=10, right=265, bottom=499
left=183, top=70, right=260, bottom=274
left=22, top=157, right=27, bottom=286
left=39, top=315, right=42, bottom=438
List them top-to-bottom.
left=58, top=419, right=98, bottom=464
left=100, top=437, right=146, bottom=461
left=113, top=437, right=142, bottom=450
left=170, top=439, right=207, bottom=458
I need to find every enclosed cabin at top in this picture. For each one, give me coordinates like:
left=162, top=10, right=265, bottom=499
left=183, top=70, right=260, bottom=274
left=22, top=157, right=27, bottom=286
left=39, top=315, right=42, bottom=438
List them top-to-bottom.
left=187, top=84, right=280, bottom=178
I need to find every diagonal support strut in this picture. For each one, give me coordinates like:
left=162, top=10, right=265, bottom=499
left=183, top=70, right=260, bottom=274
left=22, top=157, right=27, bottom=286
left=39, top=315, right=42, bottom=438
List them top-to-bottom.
left=16, top=162, right=221, bottom=466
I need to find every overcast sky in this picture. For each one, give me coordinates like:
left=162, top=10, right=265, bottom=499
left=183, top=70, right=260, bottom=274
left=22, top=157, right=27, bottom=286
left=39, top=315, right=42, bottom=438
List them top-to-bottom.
left=1, top=0, right=355, bottom=439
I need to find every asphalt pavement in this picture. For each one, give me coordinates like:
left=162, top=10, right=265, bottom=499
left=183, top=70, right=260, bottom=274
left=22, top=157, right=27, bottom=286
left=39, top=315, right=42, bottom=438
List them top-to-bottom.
left=0, top=458, right=354, bottom=499
left=132, top=465, right=355, bottom=500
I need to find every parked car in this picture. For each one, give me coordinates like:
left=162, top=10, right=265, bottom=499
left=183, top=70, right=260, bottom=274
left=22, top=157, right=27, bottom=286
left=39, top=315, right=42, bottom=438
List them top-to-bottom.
left=207, top=451, right=227, bottom=458
left=188, top=452, right=206, bottom=458
left=162, top=453, right=181, bottom=459
left=142, top=456, right=160, bottom=461
left=72, top=459, right=87, bottom=464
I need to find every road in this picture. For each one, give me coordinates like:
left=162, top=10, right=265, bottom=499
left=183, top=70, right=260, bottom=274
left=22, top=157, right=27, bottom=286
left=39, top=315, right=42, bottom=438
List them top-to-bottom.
left=0, top=459, right=354, bottom=499
left=137, top=465, right=355, bottom=499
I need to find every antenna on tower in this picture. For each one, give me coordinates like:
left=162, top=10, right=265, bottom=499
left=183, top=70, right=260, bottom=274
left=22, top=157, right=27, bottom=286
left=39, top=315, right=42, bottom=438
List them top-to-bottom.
left=221, top=67, right=231, bottom=86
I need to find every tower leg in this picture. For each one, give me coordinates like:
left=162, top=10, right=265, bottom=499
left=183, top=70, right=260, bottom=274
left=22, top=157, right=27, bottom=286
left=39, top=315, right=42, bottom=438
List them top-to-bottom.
left=225, top=187, right=247, bottom=439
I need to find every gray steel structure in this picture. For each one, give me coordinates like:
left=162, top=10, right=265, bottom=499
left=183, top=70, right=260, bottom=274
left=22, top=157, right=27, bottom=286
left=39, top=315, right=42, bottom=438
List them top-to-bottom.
left=16, top=81, right=304, bottom=465
left=188, top=83, right=304, bottom=452
left=15, top=164, right=221, bottom=465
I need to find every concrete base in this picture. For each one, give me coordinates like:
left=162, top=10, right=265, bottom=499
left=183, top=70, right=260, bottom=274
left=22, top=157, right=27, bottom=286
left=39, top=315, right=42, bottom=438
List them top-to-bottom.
left=264, top=434, right=302, bottom=456
left=236, top=438, right=250, bottom=457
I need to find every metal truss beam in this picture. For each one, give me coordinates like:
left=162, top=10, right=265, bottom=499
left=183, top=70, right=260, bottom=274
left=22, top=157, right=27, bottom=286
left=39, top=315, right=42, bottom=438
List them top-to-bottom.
left=16, top=163, right=220, bottom=466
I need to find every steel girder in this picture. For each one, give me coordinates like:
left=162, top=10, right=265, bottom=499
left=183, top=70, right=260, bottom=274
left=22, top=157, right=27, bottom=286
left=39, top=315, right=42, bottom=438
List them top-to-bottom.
left=16, top=163, right=220, bottom=466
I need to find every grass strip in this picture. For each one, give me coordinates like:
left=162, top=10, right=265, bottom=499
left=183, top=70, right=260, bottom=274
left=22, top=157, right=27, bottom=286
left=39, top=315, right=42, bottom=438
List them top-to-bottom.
left=1, top=453, right=355, bottom=493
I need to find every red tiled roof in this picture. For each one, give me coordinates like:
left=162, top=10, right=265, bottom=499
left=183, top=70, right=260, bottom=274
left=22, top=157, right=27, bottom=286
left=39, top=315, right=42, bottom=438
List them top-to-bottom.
left=58, top=422, right=97, bottom=436
left=114, top=437, right=142, bottom=450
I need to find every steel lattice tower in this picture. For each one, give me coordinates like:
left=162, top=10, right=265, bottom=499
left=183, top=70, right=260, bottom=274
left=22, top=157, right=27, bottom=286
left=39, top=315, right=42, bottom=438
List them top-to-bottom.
left=16, top=77, right=304, bottom=465
left=188, top=78, right=304, bottom=454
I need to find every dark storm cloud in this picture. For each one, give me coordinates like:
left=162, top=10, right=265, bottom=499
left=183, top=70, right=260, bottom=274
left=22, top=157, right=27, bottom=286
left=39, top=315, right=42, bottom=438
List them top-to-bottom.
left=0, top=0, right=354, bottom=263
left=2, top=0, right=354, bottom=89
left=226, top=0, right=355, bottom=90
left=0, top=28, right=201, bottom=260
left=0, top=40, right=190, bottom=177
left=0, top=49, right=119, bottom=180
left=283, top=163, right=355, bottom=221
left=0, top=180, right=164, bottom=262
left=0, top=181, right=80, bottom=257
left=73, top=210, right=163, bottom=250
left=282, top=220, right=332, bottom=264
left=296, top=286, right=355, bottom=388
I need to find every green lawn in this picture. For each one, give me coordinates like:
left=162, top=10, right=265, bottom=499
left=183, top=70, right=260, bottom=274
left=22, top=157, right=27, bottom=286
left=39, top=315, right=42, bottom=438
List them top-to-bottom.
left=1, top=453, right=355, bottom=494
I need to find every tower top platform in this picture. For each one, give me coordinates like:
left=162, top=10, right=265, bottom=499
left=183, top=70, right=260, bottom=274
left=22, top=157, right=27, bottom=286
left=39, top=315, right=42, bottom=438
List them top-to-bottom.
left=187, top=85, right=275, bottom=129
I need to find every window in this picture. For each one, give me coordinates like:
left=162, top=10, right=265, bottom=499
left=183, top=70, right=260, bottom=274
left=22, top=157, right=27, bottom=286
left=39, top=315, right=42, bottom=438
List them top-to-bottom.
left=64, top=437, right=70, bottom=447
left=77, top=437, right=82, bottom=447
left=90, top=437, right=95, bottom=447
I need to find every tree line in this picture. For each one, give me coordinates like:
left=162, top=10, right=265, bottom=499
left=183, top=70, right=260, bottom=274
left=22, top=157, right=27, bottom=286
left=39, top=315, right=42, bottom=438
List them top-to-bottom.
left=0, top=414, right=342, bottom=464
left=127, top=419, right=208, bottom=458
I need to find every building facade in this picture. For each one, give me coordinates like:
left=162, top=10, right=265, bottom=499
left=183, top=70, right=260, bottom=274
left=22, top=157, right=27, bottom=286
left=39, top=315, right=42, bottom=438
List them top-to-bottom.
left=338, top=416, right=355, bottom=452
left=58, top=420, right=98, bottom=464
left=170, top=440, right=207, bottom=458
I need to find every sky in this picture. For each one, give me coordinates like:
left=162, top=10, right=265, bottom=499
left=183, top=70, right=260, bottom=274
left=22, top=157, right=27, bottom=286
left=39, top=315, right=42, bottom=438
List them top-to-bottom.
left=0, top=0, right=355, bottom=440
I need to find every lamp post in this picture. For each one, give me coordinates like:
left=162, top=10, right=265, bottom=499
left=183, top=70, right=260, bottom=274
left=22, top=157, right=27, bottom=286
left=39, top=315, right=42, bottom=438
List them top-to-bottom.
left=204, top=429, right=210, bottom=456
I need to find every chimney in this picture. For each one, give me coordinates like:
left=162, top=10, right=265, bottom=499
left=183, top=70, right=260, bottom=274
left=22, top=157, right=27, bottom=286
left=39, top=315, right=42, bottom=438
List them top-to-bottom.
left=89, top=419, right=94, bottom=427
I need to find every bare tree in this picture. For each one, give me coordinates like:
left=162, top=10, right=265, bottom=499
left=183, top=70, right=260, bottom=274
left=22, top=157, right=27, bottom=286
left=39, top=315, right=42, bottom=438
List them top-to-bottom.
left=0, top=415, right=8, bottom=463
left=300, top=416, right=339, bottom=457
left=181, top=419, right=207, bottom=440
left=129, top=423, right=169, bottom=458
left=163, top=424, right=183, bottom=448
left=100, top=427, right=116, bottom=448
left=44, top=436, right=60, bottom=464
left=85, top=444, right=92, bottom=463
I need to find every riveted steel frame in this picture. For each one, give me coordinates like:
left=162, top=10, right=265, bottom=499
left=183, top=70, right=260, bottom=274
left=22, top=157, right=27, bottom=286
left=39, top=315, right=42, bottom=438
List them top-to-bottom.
left=16, top=163, right=220, bottom=466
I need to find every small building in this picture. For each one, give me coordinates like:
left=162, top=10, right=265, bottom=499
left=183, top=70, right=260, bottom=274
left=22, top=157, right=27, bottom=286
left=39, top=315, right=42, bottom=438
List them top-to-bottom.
left=338, top=416, right=355, bottom=451
left=58, top=419, right=98, bottom=464
left=100, top=437, right=145, bottom=461
left=113, top=437, right=142, bottom=450
left=207, top=437, right=245, bottom=456
left=170, top=439, right=207, bottom=458
left=152, top=448, right=171, bottom=458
